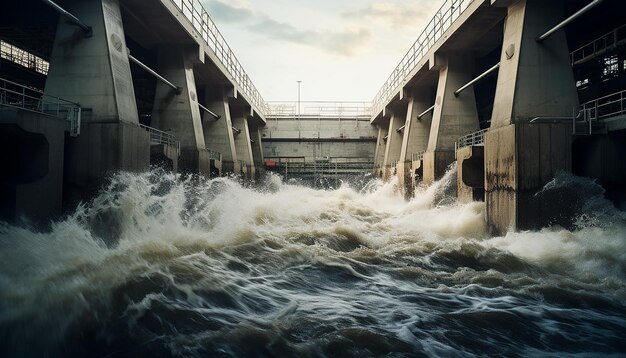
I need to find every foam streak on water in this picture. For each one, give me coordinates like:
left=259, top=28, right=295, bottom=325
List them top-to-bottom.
left=0, top=168, right=625, bottom=357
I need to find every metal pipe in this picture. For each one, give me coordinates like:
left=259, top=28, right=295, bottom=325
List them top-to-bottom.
left=42, top=0, right=92, bottom=35
left=537, top=0, right=604, bottom=43
left=128, top=54, right=182, bottom=94
left=454, top=62, right=500, bottom=96
left=198, top=103, right=221, bottom=120
left=417, top=105, right=435, bottom=119
left=396, top=124, right=406, bottom=133
left=232, top=126, right=241, bottom=134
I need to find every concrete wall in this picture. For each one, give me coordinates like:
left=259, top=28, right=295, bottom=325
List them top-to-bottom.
left=151, top=46, right=208, bottom=174
left=424, top=54, right=480, bottom=184
left=0, top=109, right=67, bottom=224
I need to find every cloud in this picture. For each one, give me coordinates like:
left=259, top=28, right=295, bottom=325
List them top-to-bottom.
left=202, top=0, right=372, bottom=56
left=203, top=0, right=253, bottom=23
left=344, top=1, right=439, bottom=30
left=249, top=18, right=371, bottom=56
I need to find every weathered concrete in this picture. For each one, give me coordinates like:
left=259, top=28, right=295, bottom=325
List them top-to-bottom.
left=44, top=0, right=138, bottom=123
left=486, top=0, right=579, bottom=234
left=490, top=0, right=578, bottom=129
left=151, top=45, right=208, bottom=175
left=424, top=55, right=480, bottom=184
left=203, top=88, right=238, bottom=174
left=397, top=88, right=433, bottom=197
left=231, top=106, right=255, bottom=180
left=382, top=108, right=406, bottom=181
left=0, top=109, right=67, bottom=223
left=63, top=117, right=150, bottom=208
left=373, top=119, right=389, bottom=177
left=248, top=121, right=265, bottom=168
left=485, top=122, right=571, bottom=234
left=150, top=143, right=179, bottom=173
left=457, top=145, right=484, bottom=203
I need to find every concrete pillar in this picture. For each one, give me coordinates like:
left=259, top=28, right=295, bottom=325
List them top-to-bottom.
left=44, top=0, right=149, bottom=206
left=44, top=0, right=138, bottom=123
left=486, top=0, right=578, bottom=234
left=151, top=45, right=208, bottom=175
left=424, top=54, right=480, bottom=184
left=203, top=87, right=238, bottom=174
left=397, top=88, right=433, bottom=197
left=231, top=106, right=256, bottom=180
left=382, top=107, right=407, bottom=181
left=372, top=120, right=389, bottom=178
left=249, top=123, right=265, bottom=176
left=457, top=145, right=484, bottom=203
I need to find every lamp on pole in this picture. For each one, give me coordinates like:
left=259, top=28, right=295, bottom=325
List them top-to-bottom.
left=296, top=80, right=302, bottom=118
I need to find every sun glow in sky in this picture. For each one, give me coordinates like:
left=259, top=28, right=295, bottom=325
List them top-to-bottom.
left=201, top=0, right=440, bottom=102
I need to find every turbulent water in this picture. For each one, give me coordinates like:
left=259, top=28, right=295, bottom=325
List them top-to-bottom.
left=1, top=167, right=625, bottom=357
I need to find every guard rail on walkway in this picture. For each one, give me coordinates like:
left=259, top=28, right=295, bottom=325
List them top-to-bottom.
left=169, top=0, right=268, bottom=116
left=371, top=0, right=475, bottom=117
left=570, top=24, right=626, bottom=65
left=0, top=77, right=81, bottom=136
left=266, top=101, right=372, bottom=118
left=139, top=124, right=181, bottom=156
left=456, top=128, right=487, bottom=150
left=207, top=149, right=221, bottom=161
left=411, top=151, right=425, bottom=162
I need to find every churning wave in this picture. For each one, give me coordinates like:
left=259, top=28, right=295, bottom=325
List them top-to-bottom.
left=0, top=167, right=624, bottom=357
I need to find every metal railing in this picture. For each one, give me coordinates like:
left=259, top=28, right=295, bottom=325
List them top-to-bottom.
left=167, top=0, right=268, bottom=115
left=371, top=0, right=475, bottom=117
left=570, top=24, right=626, bottom=65
left=0, top=40, right=49, bottom=75
left=0, top=77, right=81, bottom=136
left=581, top=89, right=626, bottom=120
left=266, top=101, right=372, bottom=118
left=139, top=124, right=181, bottom=155
left=456, top=128, right=487, bottom=150
left=207, top=149, right=221, bottom=161
left=411, top=151, right=425, bottom=162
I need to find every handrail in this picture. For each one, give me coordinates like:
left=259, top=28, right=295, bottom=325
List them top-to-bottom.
left=167, top=0, right=268, bottom=116
left=371, top=0, right=476, bottom=117
left=570, top=24, right=626, bottom=65
left=0, top=77, right=81, bottom=136
left=580, top=89, right=626, bottom=121
left=266, top=101, right=372, bottom=118
left=139, top=124, right=181, bottom=156
left=456, top=128, right=487, bottom=149
left=206, top=149, right=221, bottom=161
left=411, top=151, right=425, bottom=162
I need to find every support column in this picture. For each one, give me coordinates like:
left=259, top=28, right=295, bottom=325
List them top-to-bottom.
left=44, top=0, right=149, bottom=206
left=486, top=0, right=578, bottom=234
left=151, top=45, right=208, bottom=175
left=424, top=54, right=480, bottom=184
left=203, top=87, right=238, bottom=174
left=397, top=87, right=433, bottom=198
left=231, top=106, right=256, bottom=180
left=382, top=107, right=406, bottom=181
left=372, top=120, right=389, bottom=178
left=249, top=123, right=265, bottom=179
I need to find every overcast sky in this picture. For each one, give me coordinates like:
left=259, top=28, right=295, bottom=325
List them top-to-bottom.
left=200, top=0, right=439, bottom=102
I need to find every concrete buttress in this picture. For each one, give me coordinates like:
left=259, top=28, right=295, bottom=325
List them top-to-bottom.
left=486, top=0, right=578, bottom=234
left=151, top=46, right=209, bottom=175
left=424, top=54, right=480, bottom=185
left=203, top=87, right=238, bottom=174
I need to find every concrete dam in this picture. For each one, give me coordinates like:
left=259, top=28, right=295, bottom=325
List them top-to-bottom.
left=0, top=0, right=625, bottom=356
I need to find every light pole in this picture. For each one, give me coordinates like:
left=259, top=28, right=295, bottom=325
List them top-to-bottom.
left=296, top=81, right=302, bottom=121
